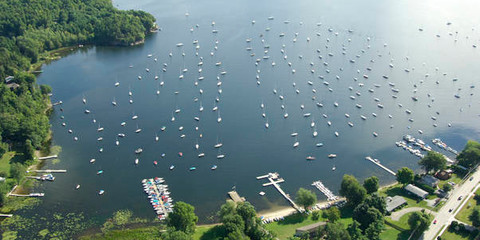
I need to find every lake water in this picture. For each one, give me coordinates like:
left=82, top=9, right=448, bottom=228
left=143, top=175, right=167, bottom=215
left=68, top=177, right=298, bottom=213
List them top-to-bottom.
left=34, top=0, right=480, bottom=223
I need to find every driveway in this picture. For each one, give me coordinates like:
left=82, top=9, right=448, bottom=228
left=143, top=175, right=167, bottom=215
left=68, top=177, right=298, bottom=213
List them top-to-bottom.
left=390, top=207, right=436, bottom=221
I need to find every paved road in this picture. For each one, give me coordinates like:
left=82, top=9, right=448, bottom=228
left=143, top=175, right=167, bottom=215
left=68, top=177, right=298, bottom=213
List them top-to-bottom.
left=421, top=168, right=480, bottom=240
left=390, top=207, right=435, bottom=221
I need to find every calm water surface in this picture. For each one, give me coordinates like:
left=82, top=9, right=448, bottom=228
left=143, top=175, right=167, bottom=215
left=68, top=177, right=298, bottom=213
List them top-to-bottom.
left=34, top=0, right=480, bottom=222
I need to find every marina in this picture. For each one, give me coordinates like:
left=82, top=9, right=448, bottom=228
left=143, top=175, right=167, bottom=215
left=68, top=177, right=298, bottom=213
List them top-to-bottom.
left=30, top=0, right=480, bottom=224
left=142, top=177, right=173, bottom=220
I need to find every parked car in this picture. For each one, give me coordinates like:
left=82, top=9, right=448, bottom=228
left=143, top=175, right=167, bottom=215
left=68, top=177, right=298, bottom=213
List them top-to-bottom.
left=470, top=176, right=474, bottom=181
left=458, top=196, right=463, bottom=200
left=449, top=208, right=453, bottom=213
left=433, top=220, right=437, bottom=224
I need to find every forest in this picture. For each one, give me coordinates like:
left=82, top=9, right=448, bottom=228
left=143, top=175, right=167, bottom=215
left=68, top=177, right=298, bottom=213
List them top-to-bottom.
left=0, top=0, right=156, bottom=204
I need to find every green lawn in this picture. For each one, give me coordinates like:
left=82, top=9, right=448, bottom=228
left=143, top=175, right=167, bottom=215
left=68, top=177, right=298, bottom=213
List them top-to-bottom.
left=0, top=151, right=15, bottom=174
left=438, top=174, right=463, bottom=190
left=379, top=184, right=433, bottom=210
left=455, top=194, right=478, bottom=225
left=193, top=225, right=225, bottom=240
left=380, top=225, right=410, bottom=240
left=440, top=229, right=476, bottom=240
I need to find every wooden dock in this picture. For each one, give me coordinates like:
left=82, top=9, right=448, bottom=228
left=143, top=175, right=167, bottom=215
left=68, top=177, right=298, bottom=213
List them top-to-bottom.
left=38, top=155, right=58, bottom=160
left=365, top=156, right=396, bottom=176
left=32, top=169, right=66, bottom=173
left=257, top=173, right=301, bottom=212
left=228, top=191, right=246, bottom=203
left=9, top=193, right=45, bottom=197
left=0, top=214, right=13, bottom=218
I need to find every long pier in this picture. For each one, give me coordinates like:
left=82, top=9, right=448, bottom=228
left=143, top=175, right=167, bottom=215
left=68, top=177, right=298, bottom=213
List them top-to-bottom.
left=38, top=155, right=58, bottom=160
left=365, top=156, right=396, bottom=176
left=31, top=169, right=66, bottom=173
left=257, top=173, right=301, bottom=212
left=312, top=181, right=338, bottom=201
left=9, top=193, right=45, bottom=197
left=0, top=214, right=13, bottom=218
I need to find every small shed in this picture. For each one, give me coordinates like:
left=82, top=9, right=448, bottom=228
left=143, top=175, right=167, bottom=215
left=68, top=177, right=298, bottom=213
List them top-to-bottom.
left=404, top=184, right=429, bottom=199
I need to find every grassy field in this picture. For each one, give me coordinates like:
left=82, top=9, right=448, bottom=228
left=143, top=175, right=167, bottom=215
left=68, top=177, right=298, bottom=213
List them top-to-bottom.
left=0, top=151, right=15, bottom=174
left=438, top=174, right=463, bottom=190
left=455, top=190, right=480, bottom=224
left=193, top=225, right=224, bottom=240
left=380, top=225, right=410, bottom=240
left=440, top=229, right=476, bottom=240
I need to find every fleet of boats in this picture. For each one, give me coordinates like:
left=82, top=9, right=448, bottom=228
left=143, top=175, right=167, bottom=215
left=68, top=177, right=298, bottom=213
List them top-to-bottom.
left=142, top=178, right=173, bottom=220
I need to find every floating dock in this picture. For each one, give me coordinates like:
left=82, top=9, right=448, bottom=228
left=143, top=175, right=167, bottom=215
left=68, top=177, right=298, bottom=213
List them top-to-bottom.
left=38, top=155, right=58, bottom=160
left=365, top=157, right=396, bottom=176
left=31, top=169, right=66, bottom=173
left=257, top=173, right=301, bottom=212
left=312, top=181, right=338, bottom=201
left=228, top=191, right=246, bottom=203
left=8, top=193, right=45, bottom=197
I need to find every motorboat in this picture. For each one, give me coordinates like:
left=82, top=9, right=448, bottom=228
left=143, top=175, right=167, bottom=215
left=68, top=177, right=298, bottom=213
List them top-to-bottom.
left=328, top=154, right=337, bottom=158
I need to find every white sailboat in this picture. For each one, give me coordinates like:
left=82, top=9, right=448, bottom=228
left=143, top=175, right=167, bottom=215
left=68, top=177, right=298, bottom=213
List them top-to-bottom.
left=217, top=111, right=222, bottom=123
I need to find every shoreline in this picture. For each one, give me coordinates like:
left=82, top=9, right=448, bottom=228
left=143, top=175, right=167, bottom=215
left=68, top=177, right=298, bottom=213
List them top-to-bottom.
left=256, top=181, right=398, bottom=220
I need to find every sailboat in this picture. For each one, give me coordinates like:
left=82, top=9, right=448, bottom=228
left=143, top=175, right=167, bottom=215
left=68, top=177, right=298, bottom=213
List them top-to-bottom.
left=82, top=95, right=86, bottom=104
left=112, top=97, right=117, bottom=106
left=199, top=101, right=204, bottom=112
left=217, top=111, right=222, bottom=123
left=171, top=112, right=175, bottom=122
left=265, top=118, right=269, bottom=129
left=135, top=124, right=142, bottom=133
left=313, top=128, right=318, bottom=137
left=155, top=133, right=159, bottom=142
left=214, top=137, right=223, bottom=148
left=293, top=137, right=299, bottom=148
left=115, top=138, right=119, bottom=146
left=195, top=140, right=199, bottom=150
left=217, top=149, right=225, bottom=159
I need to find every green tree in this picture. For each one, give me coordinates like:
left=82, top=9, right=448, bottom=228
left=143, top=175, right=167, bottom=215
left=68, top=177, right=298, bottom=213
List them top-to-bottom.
left=39, top=85, right=51, bottom=95
left=457, top=140, right=480, bottom=168
left=419, top=151, right=446, bottom=173
left=9, top=162, right=25, bottom=183
left=396, top=167, right=415, bottom=185
left=340, top=175, right=367, bottom=208
left=363, top=176, right=379, bottom=194
left=442, top=183, right=452, bottom=193
left=295, top=188, right=317, bottom=210
left=363, top=194, right=387, bottom=215
left=218, top=200, right=237, bottom=220
left=167, top=201, right=198, bottom=235
left=352, top=203, right=384, bottom=231
left=326, top=207, right=341, bottom=222
left=470, top=207, right=480, bottom=227
left=312, top=210, right=321, bottom=221
left=408, top=211, right=432, bottom=234
left=364, top=219, right=384, bottom=240
left=347, top=221, right=367, bottom=240
left=320, top=222, right=351, bottom=240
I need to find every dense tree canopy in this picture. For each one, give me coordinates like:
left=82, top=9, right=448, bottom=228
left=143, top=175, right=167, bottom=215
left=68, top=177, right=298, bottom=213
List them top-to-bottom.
left=0, top=0, right=156, bottom=77
left=457, top=140, right=480, bottom=169
left=419, top=151, right=447, bottom=173
left=397, top=167, right=415, bottom=185
left=339, top=175, right=367, bottom=207
left=363, top=176, right=379, bottom=194
left=295, top=188, right=317, bottom=210
left=167, top=201, right=198, bottom=235
left=470, top=207, right=480, bottom=227
left=408, top=211, right=432, bottom=234
left=319, top=222, right=351, bottom=240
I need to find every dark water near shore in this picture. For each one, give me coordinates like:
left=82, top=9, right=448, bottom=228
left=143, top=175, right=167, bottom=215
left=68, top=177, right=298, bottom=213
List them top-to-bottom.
left=33, top=0, right=480, bottom=224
